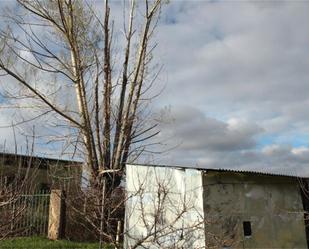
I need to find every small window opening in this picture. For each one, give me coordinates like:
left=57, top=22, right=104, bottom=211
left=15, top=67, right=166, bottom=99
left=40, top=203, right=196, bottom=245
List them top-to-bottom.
left=243, top=221, right=252, bottom=238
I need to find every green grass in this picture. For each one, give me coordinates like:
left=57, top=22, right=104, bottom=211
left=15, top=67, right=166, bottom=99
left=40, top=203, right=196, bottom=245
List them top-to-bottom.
left=0, top=236, right=113, bottom=249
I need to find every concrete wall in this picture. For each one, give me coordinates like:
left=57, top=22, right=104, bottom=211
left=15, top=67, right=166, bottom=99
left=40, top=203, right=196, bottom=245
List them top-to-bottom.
left=125, top=165, right=308, bottom=248
left=203, top=171, right=307, bottom=248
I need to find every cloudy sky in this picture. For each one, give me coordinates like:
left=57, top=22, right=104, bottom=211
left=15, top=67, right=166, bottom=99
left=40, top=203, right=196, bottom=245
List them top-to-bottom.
left=0, top=0, right=309, bottom=176
left=148, top=0, right=309, bottom=176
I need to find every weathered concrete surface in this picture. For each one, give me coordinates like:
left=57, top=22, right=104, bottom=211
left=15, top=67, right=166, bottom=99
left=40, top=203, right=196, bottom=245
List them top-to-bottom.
left=203, top=171, right=307, bottom=248
left=48, top=189, right=66, bottom=240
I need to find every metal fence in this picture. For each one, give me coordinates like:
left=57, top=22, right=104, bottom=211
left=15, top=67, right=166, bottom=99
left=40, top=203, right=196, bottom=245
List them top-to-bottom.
left=7, top=190, right=50, bottom=237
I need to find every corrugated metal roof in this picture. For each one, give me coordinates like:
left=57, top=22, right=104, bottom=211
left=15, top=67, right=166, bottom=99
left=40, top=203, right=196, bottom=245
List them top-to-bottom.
left=0, top=152, right=82, bottom=165
left=126, top=163, right=307, bottom=179
left=203, top=167, right=303, bottom=178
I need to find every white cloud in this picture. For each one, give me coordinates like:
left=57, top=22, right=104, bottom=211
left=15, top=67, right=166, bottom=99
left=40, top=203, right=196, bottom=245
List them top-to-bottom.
left=1, top=1, right=309, bottom=175
left=148, top=1, right=309, bottom=175
left=157, top=105, right=262, bottom=152
left=292, top=147, right=309, bottom=156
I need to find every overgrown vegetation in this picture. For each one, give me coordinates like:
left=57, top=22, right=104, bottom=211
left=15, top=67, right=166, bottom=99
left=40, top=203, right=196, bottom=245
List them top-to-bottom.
left=0, top=236, right=113, bottom=249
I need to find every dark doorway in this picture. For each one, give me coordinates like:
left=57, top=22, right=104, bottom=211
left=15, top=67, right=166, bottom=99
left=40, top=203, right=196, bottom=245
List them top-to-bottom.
left=243, top=221, right=252, bottom=238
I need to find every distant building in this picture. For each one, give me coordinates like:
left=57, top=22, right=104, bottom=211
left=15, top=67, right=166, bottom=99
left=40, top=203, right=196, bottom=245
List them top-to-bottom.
left=0, top=152, right=82, bottom=192
left=125, top=164, right=309, bottom=249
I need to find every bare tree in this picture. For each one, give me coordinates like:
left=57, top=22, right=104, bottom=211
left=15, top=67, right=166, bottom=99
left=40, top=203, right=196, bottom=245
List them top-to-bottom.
left=0, top=0, right=164, bottom=245
left=0, top=0, right=163, bottom=183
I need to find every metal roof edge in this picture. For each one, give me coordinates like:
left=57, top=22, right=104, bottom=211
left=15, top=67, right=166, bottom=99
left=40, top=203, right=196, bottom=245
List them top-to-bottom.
left=0, top=152, right=83, bottom=165
left=126, top=163, right=308, bottom=179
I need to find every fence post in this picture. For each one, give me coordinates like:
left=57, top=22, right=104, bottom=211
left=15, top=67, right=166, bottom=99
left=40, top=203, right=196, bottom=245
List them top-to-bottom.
left=48, top=189, right=66, bottom=240
left=10, top=192, right=16, bottom=234
left=115, top=220, right=122, bottom=249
